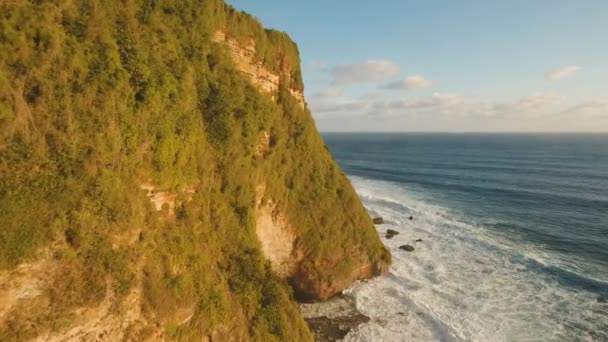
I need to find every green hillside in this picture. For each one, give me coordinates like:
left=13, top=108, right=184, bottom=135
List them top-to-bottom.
left=0, top=0, right=390, bottom=340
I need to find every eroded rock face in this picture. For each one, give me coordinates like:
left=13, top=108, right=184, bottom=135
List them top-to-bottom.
left=213, top=31, right=305, bottom=108
left=255, top=130, right=271, bottom=157
left=140, top=183, right=195, bottom=214
left=254, top=186, right=389, bottom=302
left=255, top=186, right=301, bottom=277
left=0, top=249, right=158, bottom=341
left=0, top=253, right=53, bottom=323
left=291, top=257, right=388, bottom=302
left=40, top=276, right=150, bottom=342
left=299, top=295, right=370, bottom=342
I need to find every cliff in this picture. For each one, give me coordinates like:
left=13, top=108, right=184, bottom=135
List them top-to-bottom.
left=0, top=0, right=390, bottom=340
left=212, top=31, right=305, bottom=107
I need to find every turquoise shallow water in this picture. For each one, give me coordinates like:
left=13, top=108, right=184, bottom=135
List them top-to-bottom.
left=323, top=133, right=608, bottom=341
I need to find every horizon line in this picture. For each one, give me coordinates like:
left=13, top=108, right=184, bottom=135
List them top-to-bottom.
left=320, top=131, right=608, bottom=134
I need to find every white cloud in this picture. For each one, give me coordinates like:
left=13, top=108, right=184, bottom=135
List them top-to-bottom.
left=308, top=60, right=328, bottom=71
left=330, top=60, right=400, bottom=85
left=545, top=65, right=581, bottom=80
left=382, top=75, right=433, bottom=90
left=311, top=87, right=342, bottom=98
left=312, top=89, right=608, bottom=131
left=311, top=91, right=566, bottom=120
left=490, top=92, right=562, bottom=116
left=312, top=93, right=468, bottom=117
left=370, top=93, right=465, bottom=117
left=561, top=98, right=608, bottom=118
left=310, top=100, right=368, bottom=114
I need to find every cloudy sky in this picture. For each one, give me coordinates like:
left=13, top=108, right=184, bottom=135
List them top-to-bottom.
left=227, top=0, right=608, bottom=132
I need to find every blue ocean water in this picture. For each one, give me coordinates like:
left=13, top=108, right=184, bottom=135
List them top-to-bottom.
left=322, top=133, right=608, bottom=341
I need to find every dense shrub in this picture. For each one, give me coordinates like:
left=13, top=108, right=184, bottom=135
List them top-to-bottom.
left=0, top=0, right=387, bottom=340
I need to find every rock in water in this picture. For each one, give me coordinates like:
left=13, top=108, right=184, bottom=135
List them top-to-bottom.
left=372, top=217, right=384, bottom=224
left=386, top=229, right=399, bottom=239
left=415, top=239, right=423, bottom=242
left=399, top=245, right=415, bottom=252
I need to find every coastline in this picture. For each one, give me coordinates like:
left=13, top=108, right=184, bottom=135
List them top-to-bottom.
left=315, top=170, right=608, bottom=340
left=299, top=292, right=371, bottom=341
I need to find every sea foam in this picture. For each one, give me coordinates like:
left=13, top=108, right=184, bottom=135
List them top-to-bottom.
left=343, top=176, right=608, bottom=341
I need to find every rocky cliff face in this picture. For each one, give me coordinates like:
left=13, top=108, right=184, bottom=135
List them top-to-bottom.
left=0, top=1, right=389, bottom=340
left=212, top=31, right=306, bottom=108
left=216, top=32, right=389, bottom=301
left=255, top=185, right=300, bottom=277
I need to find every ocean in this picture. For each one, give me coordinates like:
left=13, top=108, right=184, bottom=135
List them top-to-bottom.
left=322, top=133, right=608, bottom=341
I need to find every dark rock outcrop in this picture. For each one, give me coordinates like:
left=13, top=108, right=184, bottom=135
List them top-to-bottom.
left=372, top=217, right=384, bottom=224
left=386, top=229, right=399, bottom=239
left=399, top=245, right=415, bottom=252
left=291, top=257, right=390, bottom=302
left=300, top=295, right=370, bottom=342
left=304, top=314, right=369, bottom=342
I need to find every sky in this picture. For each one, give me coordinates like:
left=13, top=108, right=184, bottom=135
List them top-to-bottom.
left=226, top=0, right=608, bottom=132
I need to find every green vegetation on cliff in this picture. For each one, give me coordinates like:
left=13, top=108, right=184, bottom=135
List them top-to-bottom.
left=0, top=0, right=389, bottom=340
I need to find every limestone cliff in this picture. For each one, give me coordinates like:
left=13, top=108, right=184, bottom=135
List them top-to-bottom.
left=0, top=0, right=389, bottom=340
left=215, top=30, right=389, bottom=301
left=212, top=31, right=305, bottom=107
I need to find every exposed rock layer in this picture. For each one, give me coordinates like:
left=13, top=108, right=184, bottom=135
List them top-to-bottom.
left=213, top=31, right=305, bottom=107
left=255, top=186, right=300, bottom=277
left=299, top=295, right=370, bottom=341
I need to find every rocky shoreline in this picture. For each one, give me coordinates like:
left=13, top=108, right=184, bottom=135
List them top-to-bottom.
left=299, top=294, right=369, bottom=341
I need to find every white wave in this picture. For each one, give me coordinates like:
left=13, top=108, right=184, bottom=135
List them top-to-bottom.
left=343, top=176, right=608, bottom=342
